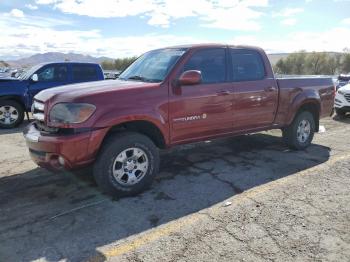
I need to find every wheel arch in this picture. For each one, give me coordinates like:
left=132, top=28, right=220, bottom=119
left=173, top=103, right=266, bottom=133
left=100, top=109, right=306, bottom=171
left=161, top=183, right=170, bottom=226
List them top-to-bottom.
left=287, top=90, right=321, bottom=132
left=0, top=95, right=26, bottom=111
left=288, top=100, right=320, bottom=132
left=101, top=120, right=167, bottom=150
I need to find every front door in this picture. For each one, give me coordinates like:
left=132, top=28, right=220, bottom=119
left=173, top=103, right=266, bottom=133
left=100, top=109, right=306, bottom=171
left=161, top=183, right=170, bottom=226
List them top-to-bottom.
left=169, top=48, right=235, bottom=143
left=28, top=64, right=69, bottom=103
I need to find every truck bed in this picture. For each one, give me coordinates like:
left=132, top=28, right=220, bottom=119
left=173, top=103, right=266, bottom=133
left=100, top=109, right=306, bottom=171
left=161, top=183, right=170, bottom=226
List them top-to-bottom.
left=274, top=76, right=334, bottom=126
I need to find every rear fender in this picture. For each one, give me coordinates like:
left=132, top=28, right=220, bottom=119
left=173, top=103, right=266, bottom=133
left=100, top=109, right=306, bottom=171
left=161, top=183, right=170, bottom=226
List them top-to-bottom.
left=287, top=89, right=321, bottom=126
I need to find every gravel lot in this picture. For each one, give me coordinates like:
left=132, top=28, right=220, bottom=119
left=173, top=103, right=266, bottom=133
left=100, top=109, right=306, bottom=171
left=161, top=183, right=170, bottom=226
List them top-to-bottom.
left=0, top=116, right=349, bottom=262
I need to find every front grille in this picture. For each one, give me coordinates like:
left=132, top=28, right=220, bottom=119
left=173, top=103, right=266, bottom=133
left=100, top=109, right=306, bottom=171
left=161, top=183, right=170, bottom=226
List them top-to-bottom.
left=344, top=94, right=350, bottom=103
left=31, top=100, right=59, bottom=134
left=32, top=100, right=45, bottom=122
left=34, top=120, right=59, bottom=134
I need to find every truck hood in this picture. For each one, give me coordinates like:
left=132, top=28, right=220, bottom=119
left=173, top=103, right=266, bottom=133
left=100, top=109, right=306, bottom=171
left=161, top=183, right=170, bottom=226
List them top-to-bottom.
left=0, top=77, right=19, bottom=82
left=0, top=78, right=27, bottom=88
left=35, top=79, right=160, bottom=103
left=339, top=83, right=350, bottom=93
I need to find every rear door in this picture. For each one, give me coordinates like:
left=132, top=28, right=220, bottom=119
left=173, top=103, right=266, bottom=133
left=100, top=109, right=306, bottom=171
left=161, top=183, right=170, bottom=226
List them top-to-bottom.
left=169, top=47, right=235, bottom=143
left=229, top=48, right=278, bottom=131
left=28, top=64, right=68, bottom=102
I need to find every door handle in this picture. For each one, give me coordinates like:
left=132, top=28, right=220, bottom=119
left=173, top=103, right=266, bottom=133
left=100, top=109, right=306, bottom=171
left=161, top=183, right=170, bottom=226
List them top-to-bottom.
left=265, top=86, right=277, bottom=92
left=216, top=90, right=231, bottom=96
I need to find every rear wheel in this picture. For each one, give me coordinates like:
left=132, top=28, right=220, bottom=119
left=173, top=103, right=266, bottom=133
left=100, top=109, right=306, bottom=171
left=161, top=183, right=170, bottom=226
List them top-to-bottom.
left=0, top=100, right=24, bottom=128
left=335, top=108, right=346, bottom=117
left=282, top=111, right=315, bottom=150
left=93, top=132, right=159, bottom=197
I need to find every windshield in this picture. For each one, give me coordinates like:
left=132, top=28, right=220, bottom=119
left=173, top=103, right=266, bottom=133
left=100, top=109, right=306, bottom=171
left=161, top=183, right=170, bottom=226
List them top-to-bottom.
left=119, top=48, right=187, bottom=83
left=18, top=64, right=43, bottom=80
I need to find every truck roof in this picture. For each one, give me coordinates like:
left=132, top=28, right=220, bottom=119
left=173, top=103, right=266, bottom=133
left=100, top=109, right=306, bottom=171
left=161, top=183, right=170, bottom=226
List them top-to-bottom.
left=162, top=43, right=264, bottom=51
left=34, top=61, right=101, bottom=67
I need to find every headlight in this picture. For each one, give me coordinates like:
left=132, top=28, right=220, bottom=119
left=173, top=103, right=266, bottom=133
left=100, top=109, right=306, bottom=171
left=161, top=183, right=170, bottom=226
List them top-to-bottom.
left=338, top=90, right=345, bottom=95
left=49, top=103, right=96, bottom=124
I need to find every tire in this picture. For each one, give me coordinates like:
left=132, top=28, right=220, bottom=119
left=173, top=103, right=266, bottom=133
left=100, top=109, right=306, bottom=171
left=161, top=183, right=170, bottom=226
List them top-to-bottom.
left=0, top=100, right=25, bottom=129
left=335, top=108, right=346, bottom=117
left=282, top=111, right=315, bottom=150
left=93, top=132, right=159, bottom=197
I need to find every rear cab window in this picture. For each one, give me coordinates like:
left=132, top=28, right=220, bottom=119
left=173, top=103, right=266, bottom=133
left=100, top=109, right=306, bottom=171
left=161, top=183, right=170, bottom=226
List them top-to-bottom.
left=229, top=49, right=266, bottom=82
left=72, top=64, right=98, bottom=81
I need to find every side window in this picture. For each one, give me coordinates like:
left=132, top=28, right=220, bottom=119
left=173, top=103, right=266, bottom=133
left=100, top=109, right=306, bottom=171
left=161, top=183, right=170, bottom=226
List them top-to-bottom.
left=184, top=48, right=226, bottom=84
left=230, top=49, right=265, bottom=82
left=37, top=65, right=67, bottom=82
left=72, top=65, right=98, bottom=81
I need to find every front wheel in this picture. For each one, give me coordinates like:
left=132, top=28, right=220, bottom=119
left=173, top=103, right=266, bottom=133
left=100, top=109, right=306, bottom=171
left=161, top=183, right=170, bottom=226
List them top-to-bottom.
left=0, top=100, right=25, bottom=129
left=282, top=111, right=315, bottom=150
left=93, top=132, right=159, bottom=197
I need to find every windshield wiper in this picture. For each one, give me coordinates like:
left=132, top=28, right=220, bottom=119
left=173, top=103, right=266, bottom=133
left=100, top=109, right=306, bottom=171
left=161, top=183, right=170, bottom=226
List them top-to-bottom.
left=125, top=75, right=162, bottom=83
left=127, top=75, right=145, bottom=81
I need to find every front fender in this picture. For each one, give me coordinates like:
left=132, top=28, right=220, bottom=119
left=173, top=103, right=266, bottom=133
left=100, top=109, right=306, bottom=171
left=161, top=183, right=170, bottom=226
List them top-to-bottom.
left=0, top=81, right=29, bottom=108
left=92, top=108, right=169, bottom=144
left=85, top=115, right=170, bottom=158
left=104, top=115, right=167, bottom=136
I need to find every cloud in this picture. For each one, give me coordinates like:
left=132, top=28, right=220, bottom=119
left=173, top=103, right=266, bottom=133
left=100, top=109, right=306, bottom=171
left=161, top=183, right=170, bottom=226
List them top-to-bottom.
left=0, top=0, right=270, bottom=59
left=35, top=0, right=269, bottom=30
left=35, top=0, right=57, bottom=3
left=309, top=0, right=350, bottom=2
left=1, top=1, right=348, bottom=60
left=25, top=4, right=39, bottom=10
left=272, top=7, right=303, bottom=27
left=273, top=7, right=304, bottom=17
left=9, top=9, right=25, bottom=18
left=0, top=10, right=206, bottom=60
left=2, top=10, right=349, bottom=62
left=0, top=11, right=101, bottom=59
left=1, top=12, right=74, bottom=28
left=147, top=13, right=171, bottom=28
left=281, top=18, right=297, bottom=26
left=342, top=18, right=350, bottom=25
left=231, top=27, right=350, bottom=53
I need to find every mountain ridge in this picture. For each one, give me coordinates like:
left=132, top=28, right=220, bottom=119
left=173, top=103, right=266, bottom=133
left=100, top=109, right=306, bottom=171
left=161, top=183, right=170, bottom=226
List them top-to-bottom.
left=3, top=51, right=344, bottom=67
left=5, top=52, right=116, bottom=67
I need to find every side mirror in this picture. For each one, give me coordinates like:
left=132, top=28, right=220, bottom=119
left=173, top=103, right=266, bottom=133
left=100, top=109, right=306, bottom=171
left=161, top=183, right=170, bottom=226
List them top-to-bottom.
left=178, top=70, right=202, bottom=86
left=31, top=74, right=38, bottom=82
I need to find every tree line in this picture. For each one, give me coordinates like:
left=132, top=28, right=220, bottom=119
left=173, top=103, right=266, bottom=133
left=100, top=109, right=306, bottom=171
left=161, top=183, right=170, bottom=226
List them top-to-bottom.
left=274, top=50, right=350, bottom=75
left=101, top=51, right=350, bottom=75
left=101, top=57, right=138, bottom=71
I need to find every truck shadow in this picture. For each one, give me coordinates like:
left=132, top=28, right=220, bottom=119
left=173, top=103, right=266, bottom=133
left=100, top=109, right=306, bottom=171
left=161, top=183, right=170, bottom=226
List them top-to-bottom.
left=333, top=114, right=350, bottom=124
left=0, top=133, right=330, bottom=261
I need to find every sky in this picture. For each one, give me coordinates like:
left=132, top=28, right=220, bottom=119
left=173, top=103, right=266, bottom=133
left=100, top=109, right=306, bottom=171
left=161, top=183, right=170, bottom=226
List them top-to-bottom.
left=0, top=0, right=350, bottom=60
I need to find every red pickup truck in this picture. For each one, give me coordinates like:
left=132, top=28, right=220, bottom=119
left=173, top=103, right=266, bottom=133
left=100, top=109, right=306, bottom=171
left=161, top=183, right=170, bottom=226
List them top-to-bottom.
left=24, top=44, right=335, bottom=196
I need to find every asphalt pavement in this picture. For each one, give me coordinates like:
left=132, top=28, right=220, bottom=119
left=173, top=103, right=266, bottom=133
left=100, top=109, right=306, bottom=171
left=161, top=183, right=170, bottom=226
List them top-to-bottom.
left=0, top=116, right=349, bottom=262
